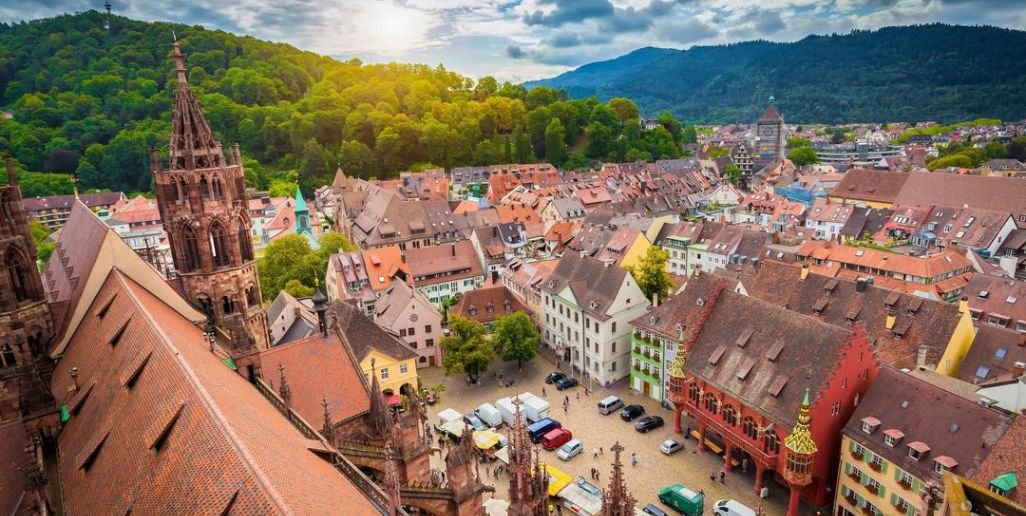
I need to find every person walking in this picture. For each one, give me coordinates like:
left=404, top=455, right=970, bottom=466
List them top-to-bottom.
left=542, top=387, right=547, bottom=396
left=575, top=392, right=580, bottom=401
left=564, top=404, right=568, bottom=414
left=599, top=446, right=604, bottom=456
left=592, top=447, right=599, bottom=459
left=631, top=452, right=637, bottom=467
left=719, top=471, right=725, bottom=483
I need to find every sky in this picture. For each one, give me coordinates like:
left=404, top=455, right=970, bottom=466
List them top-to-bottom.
left=4, top=0, right=1026, bottom=82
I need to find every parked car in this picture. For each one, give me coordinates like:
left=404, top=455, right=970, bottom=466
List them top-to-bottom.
left=545, top=371, right=567, bottom=384
left=554, top=376, right=579, bottom=391
left=597, top=395, right=624, bottom=415
left=620, top=404, right=645, bottom=421
left=464, top=413, right=487, bottom=431
left=635, top=415, right=664, bottom=433
left=527, top=418, right=562, bottom=444
left=541, top=428, right=574, bottom=451
left=556, top=438, right=584, bottom=461
left=660, top=439, right=684, bottom=455
left=658, top=484, right=704, bottom=516
left=713, top=499, right=757, bottom=516
left=640, top=503, right=668, bottom=516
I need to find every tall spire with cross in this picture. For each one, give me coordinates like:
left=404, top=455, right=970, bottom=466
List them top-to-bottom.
left=166, top=41, right=223, bottom=171
left=601, top=442, right=636, bottom=515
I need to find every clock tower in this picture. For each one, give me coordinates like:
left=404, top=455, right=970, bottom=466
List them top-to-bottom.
left=755, top=98, right=785, bottom=160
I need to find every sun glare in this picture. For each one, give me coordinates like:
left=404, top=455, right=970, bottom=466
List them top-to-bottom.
left=358, top=1, right=429, bottom=54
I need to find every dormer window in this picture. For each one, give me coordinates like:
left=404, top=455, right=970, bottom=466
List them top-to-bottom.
left=861, top=417, right=880, bottom=434
left=884, top=428, right=904, bottom=447
left=907, top=441, right=929, bottom=461
left=933, top=456, right=957, bottom=474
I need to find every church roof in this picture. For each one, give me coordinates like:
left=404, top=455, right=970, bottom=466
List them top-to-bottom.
left=758, top=105, right=783, bottom=122
left=294, top=185, right=308, bottom=213
left=53, top=270, right=378, bottom=514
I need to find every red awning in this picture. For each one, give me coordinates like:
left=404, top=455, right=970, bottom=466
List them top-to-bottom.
left=385, top=394, right=402, bottom=406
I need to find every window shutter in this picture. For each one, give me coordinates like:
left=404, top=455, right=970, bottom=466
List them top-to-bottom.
left=845, top=462, right=852, bottom=475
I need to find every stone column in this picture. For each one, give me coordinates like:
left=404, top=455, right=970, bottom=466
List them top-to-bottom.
left=673, top=404, right=684, bottom=433
left=697, top=423, right=707, bottom=452
left=723, top=441, right=734, bottom=472
left=753, top=463, right=766, bottom=493
left=787, top=484, right=801, bottom=516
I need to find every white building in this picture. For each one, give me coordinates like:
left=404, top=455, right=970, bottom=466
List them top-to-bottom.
left=541, top=253, right=649, bottom=386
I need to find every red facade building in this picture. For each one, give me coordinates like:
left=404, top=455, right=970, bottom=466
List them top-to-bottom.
left=654, top=274, right=879, bottom=511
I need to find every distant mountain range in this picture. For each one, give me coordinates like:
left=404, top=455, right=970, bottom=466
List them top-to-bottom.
left=525, top=24, right=1026, bottom=124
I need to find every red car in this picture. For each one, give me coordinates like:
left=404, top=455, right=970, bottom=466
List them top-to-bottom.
left=542, top=428, right=573, bottom=451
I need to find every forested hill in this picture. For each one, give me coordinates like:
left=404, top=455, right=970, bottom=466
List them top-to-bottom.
left=0, top=12, right=683, bottom=196
left=526, top=24, right=1026, bottom=124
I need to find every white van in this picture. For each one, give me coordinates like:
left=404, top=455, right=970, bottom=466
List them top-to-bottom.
left=597, top=395, right=624, bottom=415
left=475, top=403, right=503, bottom=428
left=713, top=499, right=756, bottom=516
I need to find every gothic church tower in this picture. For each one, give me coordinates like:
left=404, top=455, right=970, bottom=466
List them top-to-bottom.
left=151, top=42, right=269, bottom=356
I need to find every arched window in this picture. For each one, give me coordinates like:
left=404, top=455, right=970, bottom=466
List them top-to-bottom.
left=200, top=177, right=211, bottom=201
left=211, top=179, right=223, bottom=200
left=1, top=192, right=15, bottom=226
left=210, top=221, right=232, bottom=268
left=238, top=224, right=253, bottom=262
left=181, top=226, right=201, bottom=272
left=5, top=249, right=32, bottom=303
left=246, top=287, right=259, bottom=308
left=196, top=294, right=214, bottom=317
left=222, top=296, right=235, bottom=315
left=0, top=344, right=16, bottom=368
left=688, top=383, right=700, bottom=404
left=703, top=393, right=719, bottom=414
left=722, top=405, right=738, bottom=426
left=742, top=416, right=758, bottom=440
left=764, top=430, right=781, bottom=455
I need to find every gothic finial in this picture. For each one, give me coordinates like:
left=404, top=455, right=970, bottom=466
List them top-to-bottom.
left=171, top=40, right=188, bottom=85
left=4, top=156, right=16, bottom=187
left=277, top=364, right=292, bottom=409
left=321, top=395, right=336, bottom=445
left=384, top=440, right=402, bottom=514
left=602, top=442, right=636, bottom=515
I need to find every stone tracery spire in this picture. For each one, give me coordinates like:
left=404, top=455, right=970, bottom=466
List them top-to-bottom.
left=167, top=41, right=223, bottom=171
left=367, top=360, right=392, bottom=438
left=277, top=364, right=292, bottom=411
left=320, top=396, right=336, bottom=446
left=507, top=397, right=548, bottom=515
left=383, top=437, right=402, bottom=515
left=601, top=442, right=636, bottom=516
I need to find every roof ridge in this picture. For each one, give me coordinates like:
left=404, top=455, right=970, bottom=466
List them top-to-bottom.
left=114, top=271, right=290, bottom=513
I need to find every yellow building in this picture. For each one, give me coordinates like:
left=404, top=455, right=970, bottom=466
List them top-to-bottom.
left=594, top=226, right=651, bottom=271
left=935, top=299, right=977, bottom=377
left=333, top=300, right=420, bottom=397
left=835, top=368, right=1013, bottom=516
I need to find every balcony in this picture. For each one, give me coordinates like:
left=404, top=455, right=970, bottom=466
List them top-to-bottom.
left=868, top=460, right=882, bottom=472
left=898, top=478, right=913, bottom=491
left=865, top=483, right=880, bottom=496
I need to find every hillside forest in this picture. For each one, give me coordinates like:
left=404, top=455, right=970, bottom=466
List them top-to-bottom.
left=0, top=11, right=686, bottom=197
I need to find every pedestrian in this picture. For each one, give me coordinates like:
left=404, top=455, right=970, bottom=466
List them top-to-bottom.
left=542, top=387, right=547, bottom=396
left=575, top=392, right=580, bottom=401
left=564, top=395, right=570, bottom=405
left=564, top=404, right=568, bottom=414
left=599, top=446, right=603, bottom=456
left=593, top=447, right=599, bottom=459
left=631, top=452, right=637, bottom=467
left=741, top=457, right=749, bottom=473
left=595, top=471, right=600, bottom=482
left=719, top=471, right=725, bottom=483
left=709, top=472, right=716, bottom=482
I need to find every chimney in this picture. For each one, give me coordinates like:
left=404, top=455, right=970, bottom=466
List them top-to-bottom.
left=451, top=244, right=456, bottom=257
left=400, top=253, right=406, bottom=263
left=800, top=264, right=810, bottom=281
left=855, top=278, right=867, bottom=293
left=916, top=345, right=928, bottom=368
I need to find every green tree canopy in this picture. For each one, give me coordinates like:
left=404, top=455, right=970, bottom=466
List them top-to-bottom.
left=787, top=146, right=820, bottom=167
left=723, top=163, right=743, bottom=185
left=627, top=246, right=673, bottom=302
left=490, top=311, right=540, bottom=369
left=441, top=316, right=494, bottom=381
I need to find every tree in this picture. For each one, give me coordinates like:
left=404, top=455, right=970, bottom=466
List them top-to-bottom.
left=607, top=97, right=639, bottom=124
left=544, top=118, right=566, bottom=166
left=681, top=125, right=698, bottom=145
left=786, top=136, right=811, bottom=148
left=338, top=140, right=374, bottom=179
left=707, top=146, right=731, bottom=158
left=787, top=146, right=820, bottom=167
left=927, top=154, right=973, bottom=170
left=723, top=163, right=743, bottom=185
left=318, top=231, right=357, bottom=258
left=257, top=234, right=323, bottom=300
left=627, top=246, right=673, bottom=302
left=283, top=279, right=314, bottom=298
left=490, top=312, right=540, bottom=369
left=441, top=316, right=494, bottom=381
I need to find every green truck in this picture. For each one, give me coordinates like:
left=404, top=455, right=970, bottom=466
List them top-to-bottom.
left=657, top=484, right=704, bottom=515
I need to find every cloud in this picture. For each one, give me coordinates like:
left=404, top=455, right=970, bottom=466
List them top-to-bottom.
left=523, top=0, right=614, bottom=27
left=754, top=11, right=786, bottom=34
left=655, top=19, right=719, bottom=44
left=547, top=32, right=582, bottom=47
left=506, top=45, right=527, bottom=58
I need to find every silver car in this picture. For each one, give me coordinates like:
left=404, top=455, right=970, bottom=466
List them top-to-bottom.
left=660, top=439, right=683, bottom=455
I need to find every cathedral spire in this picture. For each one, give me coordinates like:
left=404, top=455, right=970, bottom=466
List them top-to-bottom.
left=166, top=41, right=223, bottom=171
left=601, top=442, right=636, bottom=516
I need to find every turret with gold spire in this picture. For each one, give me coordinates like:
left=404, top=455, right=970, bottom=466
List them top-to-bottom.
left=667, top=325, right=688, bottom=433
left=782, top=389, right=817, bottom=516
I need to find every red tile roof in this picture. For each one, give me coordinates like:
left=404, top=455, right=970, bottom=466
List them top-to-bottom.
left=54, top=271, right=377, bottom=514
left=451, top=285, right=530, bottom=325
left=259, top=332, right=371, bottom=425
left=972, top=416, right=1026, bottom=506
left=0, top=421, right=32, bottom=515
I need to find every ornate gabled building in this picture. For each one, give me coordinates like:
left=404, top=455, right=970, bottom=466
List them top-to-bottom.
left=151, top=42, right=269, bottom=359
left=0, top=159, right=55, bottom=424
left=507, top=397, right=549, bottom=515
